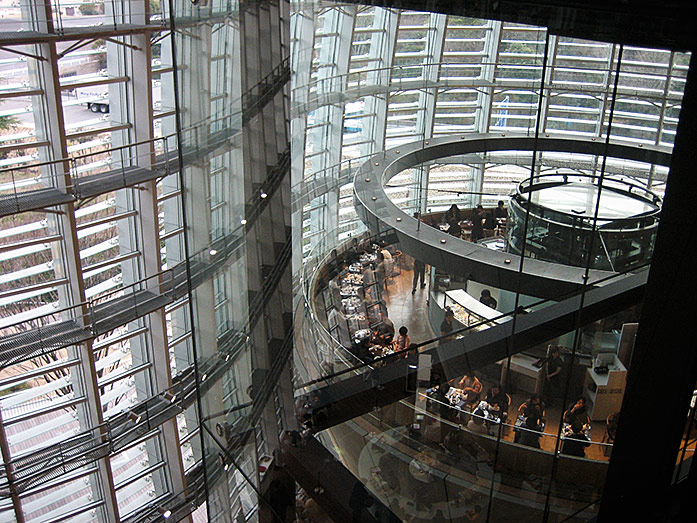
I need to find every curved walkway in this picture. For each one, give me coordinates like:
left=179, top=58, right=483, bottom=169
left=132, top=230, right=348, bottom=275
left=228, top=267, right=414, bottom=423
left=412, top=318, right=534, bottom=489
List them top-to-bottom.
left=353, top=133, right=669, bottom=299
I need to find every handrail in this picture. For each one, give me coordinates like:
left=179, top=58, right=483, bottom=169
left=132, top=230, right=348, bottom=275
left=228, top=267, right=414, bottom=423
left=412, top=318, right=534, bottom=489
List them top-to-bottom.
left=0, top=56, right=290, bottom=217
left=290, top=60, right=685, bottom=107
left=515, top=171, right=662, bottom=230
left=0, top=212, right=293, bottom=495
left=296, top=225, right=649, bottom=391
left=414, top=392, right=614, bottom=457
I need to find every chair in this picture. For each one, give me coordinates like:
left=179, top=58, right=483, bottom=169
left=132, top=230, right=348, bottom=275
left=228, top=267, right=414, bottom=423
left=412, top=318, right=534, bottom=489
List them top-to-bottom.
left=603, top=412, right=619, bottom=457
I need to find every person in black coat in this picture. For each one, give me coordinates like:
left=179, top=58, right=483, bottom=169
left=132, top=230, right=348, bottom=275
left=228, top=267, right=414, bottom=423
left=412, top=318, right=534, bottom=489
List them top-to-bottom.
left=495, top=200, right=507, bottom=220
left=471, top=205, right=485, bottom=242
left=447, top=220, right=462, bottom=238
left=412, top=257, right=426, bottom=293
left=564, top=397, right=590, bottom=426
left=518, top=414, right=542, bottom=448
left=562, top=420, right=591, bottom=457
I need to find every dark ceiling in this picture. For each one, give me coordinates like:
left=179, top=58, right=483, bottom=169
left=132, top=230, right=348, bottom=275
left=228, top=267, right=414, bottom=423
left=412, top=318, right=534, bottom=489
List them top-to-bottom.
left=339, top=0, right=697, bottom=51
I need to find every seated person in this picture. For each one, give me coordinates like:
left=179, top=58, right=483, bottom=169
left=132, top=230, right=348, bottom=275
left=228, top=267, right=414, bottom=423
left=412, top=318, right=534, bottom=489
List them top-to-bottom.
left=495, top=200, right=507, bottom=220
left=444, top=204, right=462, bottom=224
left=447, top=220, right=462, bottom=238
left=374, top=317, right=395, bottom=345
left=394, top=325, right=410, bottom=352
left=351, top=337, right=374, bottom=365
left=458, top=375, right=483, bottom=406
left=429, top=382, right=454, bottom=421
left=485, top=383, right=509, bottom=420
left=518, top=393, right=546, bottom=421
left=564, top=396, right=590, bottom=427
left=466, top=409, right=490, bottom=435
left=518, top=413, right=543, bottom=448
left=561, top=420, right=591, bottom=457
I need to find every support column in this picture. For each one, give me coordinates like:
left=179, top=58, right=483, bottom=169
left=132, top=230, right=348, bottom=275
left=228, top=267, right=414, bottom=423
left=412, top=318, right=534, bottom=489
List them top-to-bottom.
left=27, top=3, right=119, bottom=522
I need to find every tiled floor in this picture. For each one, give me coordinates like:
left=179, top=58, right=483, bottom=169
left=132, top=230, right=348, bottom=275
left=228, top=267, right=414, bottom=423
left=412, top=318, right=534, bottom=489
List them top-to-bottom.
left=382, top=265, right=435, bottom=346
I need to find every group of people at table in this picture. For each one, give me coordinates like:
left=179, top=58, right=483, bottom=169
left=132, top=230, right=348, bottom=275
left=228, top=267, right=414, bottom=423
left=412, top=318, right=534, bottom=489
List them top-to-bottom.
left=437, top=202, right=507, bottom=243
left=428, top=376, right=593, bottom=457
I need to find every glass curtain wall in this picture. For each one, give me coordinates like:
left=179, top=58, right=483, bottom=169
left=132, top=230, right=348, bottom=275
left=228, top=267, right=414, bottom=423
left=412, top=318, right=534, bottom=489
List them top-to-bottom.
left=0, top=1, right=291, bottom=522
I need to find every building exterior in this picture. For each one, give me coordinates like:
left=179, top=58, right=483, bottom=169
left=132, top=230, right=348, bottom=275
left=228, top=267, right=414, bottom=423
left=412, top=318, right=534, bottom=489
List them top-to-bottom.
left=0, top=0, right=695, bottom=522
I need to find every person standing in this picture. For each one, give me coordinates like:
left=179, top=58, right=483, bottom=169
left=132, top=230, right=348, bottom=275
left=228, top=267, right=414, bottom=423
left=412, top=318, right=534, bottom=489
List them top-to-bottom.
left=471, top=205, right=485, bottom=242
left=412, top=257, right=426, bottom=293
left=479, top=289, right=497, bottom=309
left=440, top=308, right=455, bottom=344
left=544, top=346, right=563, bottom=406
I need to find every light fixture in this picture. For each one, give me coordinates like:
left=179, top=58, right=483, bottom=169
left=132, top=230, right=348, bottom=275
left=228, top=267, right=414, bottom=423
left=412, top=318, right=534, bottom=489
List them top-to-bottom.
left=425, top=141, right=429, bottom=145
left=395, top=150, right=400, bottom=154
left=374, top=162, right=379, bottom=166
left=365, top=178, right=371, bottom=182
left=260, top=190, right=267, bottom=198
left=371, top=196, right=377, bottom=201
left=396, top=217, right=402, bottom=222
left=240, top=219, right=247, bottom=225
left=440, top=239, right=446, bottom=244
left=209, top=249, right=217, bottom=256
left=504, top=259, right=511, bottom=264
left=201, top=373, right=207, bottom=381
left=163, top=392, right=176, bottom=403
left=128, top=411, right=141, bottom=423
left=158, top=508, right=172, bottom=519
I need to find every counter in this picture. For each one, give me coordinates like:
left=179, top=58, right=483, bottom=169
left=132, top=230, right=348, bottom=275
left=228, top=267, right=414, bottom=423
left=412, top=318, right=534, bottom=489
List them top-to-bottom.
left=583, top=356, right=626, bottom=421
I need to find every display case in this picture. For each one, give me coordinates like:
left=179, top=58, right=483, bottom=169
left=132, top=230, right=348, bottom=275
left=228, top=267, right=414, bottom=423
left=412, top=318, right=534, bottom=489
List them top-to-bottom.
left=443, top=289, right=503, bottom=331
